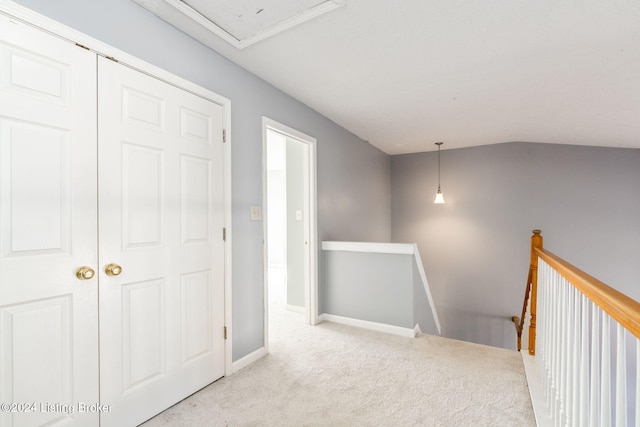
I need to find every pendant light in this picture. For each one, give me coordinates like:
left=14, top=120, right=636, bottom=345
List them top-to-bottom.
left=434, top=142, right=445, bottom=204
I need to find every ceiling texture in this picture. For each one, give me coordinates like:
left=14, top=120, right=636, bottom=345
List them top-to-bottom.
left=134, top=0, right=640, bottom=155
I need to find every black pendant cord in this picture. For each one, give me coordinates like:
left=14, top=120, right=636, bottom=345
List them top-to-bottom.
left=436, top=142, right=443, bottom=192
left=438, top=144, right=441, bottom=191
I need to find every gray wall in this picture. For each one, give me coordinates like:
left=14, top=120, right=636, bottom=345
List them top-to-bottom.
left=13, top=0, right=392, bottom=360
left=391, top=142, right=640, bottom=349
left=323, top=251, right=414, bottom=328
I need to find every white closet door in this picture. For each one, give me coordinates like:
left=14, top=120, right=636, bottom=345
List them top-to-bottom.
left=0, top=16, right=99, bottom=427
left=97, top=57, right=225, bottom=426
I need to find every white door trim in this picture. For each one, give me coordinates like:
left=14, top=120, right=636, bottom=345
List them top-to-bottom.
left=0, top=0, right=234, bottom=377
left=262, top=117, right=319, bottom=352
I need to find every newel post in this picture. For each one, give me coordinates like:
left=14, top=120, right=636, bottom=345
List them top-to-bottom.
left=528, top=230, right=543, bottom=355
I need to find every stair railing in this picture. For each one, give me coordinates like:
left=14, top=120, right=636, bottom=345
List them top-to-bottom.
left=512, top=229, right=542, bottom=354
left=513, top=230, right=640, bottom=426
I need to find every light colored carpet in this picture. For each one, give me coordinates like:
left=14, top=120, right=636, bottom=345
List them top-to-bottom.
left=142, top=303, right=535, bottom=426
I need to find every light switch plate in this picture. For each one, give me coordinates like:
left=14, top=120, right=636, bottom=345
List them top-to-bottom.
left=250, top=205, right=262, bottom=221
left=296, top=210, right=302, bottom=221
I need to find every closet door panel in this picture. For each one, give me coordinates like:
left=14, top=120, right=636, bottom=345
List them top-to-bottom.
left=0, top=16, right=98, bottom=427
left=98, top=57, right=225, bottom=427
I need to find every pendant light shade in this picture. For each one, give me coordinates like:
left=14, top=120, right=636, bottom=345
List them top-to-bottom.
left=434, top=142, right=445, bottom=204
left=434, top=189, right=445, bottom=204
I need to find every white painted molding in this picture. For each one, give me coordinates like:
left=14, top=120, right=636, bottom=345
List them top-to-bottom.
left=134, top=0, right=345, bottom=50
left=0, top=1, right=231, bottom=108
left=263, top=117, right=317, bottom=145
left=321, top=241, right=415, bottom=254
left=412, top=244, right=442, bottom=335
left=286, top=305, right=306, bottom=314
left=319, top=313, right=418, bottom=338
left=414, top=323, right=422, bottom=336
left=232, top=347, right=268, bottom=374
left=521, top=352, right=553, bottom=427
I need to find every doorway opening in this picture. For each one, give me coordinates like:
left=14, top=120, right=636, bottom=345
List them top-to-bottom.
left=262, top=117, right=318, bottom=352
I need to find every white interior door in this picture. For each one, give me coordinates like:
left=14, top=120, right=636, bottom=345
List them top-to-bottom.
left=0, top=15, right=99, bottom=427
left=97, top=57, right=226, bottom=426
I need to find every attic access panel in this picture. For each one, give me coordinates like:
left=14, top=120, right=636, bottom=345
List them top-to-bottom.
left=176, top=0, right=345, bottom=48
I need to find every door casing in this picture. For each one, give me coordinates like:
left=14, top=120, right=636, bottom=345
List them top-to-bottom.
left=262, top=117, right=318, bottom=354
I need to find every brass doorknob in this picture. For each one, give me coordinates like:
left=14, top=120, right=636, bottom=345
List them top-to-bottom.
left=105, top=263, right=123, bottom=276
left=76, top=266, right=95, bottom=280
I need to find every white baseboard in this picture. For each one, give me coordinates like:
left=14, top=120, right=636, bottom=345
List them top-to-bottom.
left=286, top=304, right=305, bottom=314
left=318, top=313, right=418, bottom=338
left=414, top=323, right=422, bottom=335
left=231, top=346, right=267, bottom=374
left=521, top=352, right=552, bottom=427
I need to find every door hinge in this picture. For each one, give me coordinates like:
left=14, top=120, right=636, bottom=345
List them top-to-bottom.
left=75, top=43, right=90, bottom=51
left=222, top=129, right=227, bottom=143
left=223, top=228, right=226, bottom=241
left=224, top=326, right=228, bottom=340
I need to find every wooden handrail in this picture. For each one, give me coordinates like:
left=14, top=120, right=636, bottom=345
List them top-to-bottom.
left=512, top=230, right=542, bottom=354
left=513, top=230, right=640, bottom=355
left=534, top=246, right=640, bottom=340
left=511, top=269, right=532, bottom=352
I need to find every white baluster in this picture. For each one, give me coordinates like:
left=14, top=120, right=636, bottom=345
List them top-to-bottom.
left=541, top=261, right=549, bottom=387
left=537, top=262, right=545, bottom=372
left=538, top=262, right=546, bottom=383
left=541, top=262, right=548, bottom=371
left=544, top=262, right=553, bottom=409
left=549, top=263, right=557, bottom=421
left=547, top=266, right=560, bottom=419
left=553, top=270, right=561, bottom=425
left=549, top=271, right=555, bottom=425
left=559, top=276, right=568, bottom=426
left=567, top=279, right=574, bottom=427
left=566, top=284, right=576, bottom=427
left=572, top=287, right=581, bottom=426
left=579, top=293, right=589, bottom=426
left=589, top=301, right=600, bottom=427
left=601, top=313, right=611, bottom=427
left=615, top=324, right=627, bottom=426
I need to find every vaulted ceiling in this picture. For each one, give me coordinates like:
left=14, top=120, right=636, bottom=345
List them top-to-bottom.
left=135, top=0, right=640, bottom=154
